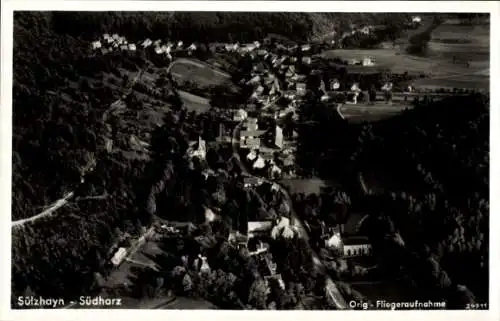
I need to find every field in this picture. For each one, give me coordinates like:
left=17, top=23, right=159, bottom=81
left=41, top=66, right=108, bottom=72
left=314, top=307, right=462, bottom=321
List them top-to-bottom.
left=322, top=24, right=489, bottom=90
left=169, top=59, right=232, bottom=88
left=178, top=90, right=212, bottom=114
left=339, top=102, right=410, bottom=123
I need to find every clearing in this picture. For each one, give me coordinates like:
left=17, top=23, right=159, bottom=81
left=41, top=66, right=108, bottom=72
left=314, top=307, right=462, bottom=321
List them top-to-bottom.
left=322, top=24, right=489, bottom=90
left=169, top=58, right=232, bottom=88
left=280, top=178, right=329, bottom=195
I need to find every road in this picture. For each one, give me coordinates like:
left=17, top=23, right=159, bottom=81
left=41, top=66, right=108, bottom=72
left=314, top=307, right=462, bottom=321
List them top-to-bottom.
left=12, top=69, right=144, bottom=228
left=231, top=95, right=348, bottom=309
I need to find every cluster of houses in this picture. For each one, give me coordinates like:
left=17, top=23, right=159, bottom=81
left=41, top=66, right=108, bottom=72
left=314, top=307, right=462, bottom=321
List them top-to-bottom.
left=91, top=33, right=137, bottom=54
left=91, top=34, right=198, bottom=59
left=236, top=116, right=295, bottom=179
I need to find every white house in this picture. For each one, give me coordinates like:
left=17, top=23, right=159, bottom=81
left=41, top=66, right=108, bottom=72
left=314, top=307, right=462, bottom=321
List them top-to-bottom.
left=412, top=16, right=422, bottom=23
left=360, top=26, right=371, bottom=35
left=112, top=34, right=120, bottom=40
left=142, top=39, right=153, bottom=48
left=92, top=41, right=102, bottom=50
left=177, top=41, right=184, bottom=49
left=128, top=43, right=137, bottom=51
left=188, top=43, right=197, bottom=51
left=120, top=44, right=128, bottom=51
left=301, top=44, right=311, bottom=52
left=302, top=57, right=312, bottom=65
left=362, top=57, right=375, bottom=66
left=330, top=79, right=341, bottom=91
left=381, top=82, right=393, bottom=91
left=296, top=83, right=307, bottom=96
left=351, top=83, right=361, bottom=104
left=234, top=108, right=248, bottom=122
left=190, top=137, right=206, bottom=160
left=246, top=149, right=258, bottom=162
left=253, top=156, right=266, bottom=169
left=270, top=164, right=282, bottom=177
left=204, top=207, right=217, bottom=223
left=343, top=236, right=372, bottom=257
left=111, top=247, right=128, bottom=266
left=194, top=254, right=211, bottom=274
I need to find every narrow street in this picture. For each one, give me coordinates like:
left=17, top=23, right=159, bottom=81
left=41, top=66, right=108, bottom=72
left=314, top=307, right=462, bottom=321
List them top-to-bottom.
left=230, top=104, right=348, bottom=309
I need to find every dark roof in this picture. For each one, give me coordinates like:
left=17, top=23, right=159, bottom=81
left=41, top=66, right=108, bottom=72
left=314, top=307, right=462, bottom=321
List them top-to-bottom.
left=241, top=130, right=267, bottom=137
left=343, top=236, right=370, bottom=246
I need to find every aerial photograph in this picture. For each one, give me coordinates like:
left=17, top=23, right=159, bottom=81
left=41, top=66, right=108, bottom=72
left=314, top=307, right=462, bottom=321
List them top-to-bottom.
left=10, top=11, right=489, bottom=310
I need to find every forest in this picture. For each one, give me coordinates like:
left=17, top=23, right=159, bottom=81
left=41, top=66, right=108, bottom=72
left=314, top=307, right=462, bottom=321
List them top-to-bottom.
left=294, top=92, right=489, bottom=307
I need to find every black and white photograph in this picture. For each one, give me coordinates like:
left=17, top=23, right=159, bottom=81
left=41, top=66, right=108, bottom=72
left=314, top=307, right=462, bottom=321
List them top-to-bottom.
left=1, top=1, right=498, bottom=320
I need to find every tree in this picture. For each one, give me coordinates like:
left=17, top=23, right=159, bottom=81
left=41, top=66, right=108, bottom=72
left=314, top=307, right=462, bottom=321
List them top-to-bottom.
left=248, top=279, right=269, bottom=309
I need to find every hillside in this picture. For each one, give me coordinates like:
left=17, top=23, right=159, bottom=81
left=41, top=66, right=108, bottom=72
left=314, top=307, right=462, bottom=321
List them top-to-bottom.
left=49, top=12, right=416, bottom=43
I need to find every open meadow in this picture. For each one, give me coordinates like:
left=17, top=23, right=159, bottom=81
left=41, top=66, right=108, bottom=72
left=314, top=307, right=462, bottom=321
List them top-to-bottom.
left=322, top=23, right=489, bottom=90
left=169, top=58, right=232, bottom=88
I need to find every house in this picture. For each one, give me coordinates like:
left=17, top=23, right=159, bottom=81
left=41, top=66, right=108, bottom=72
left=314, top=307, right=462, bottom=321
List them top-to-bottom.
left=412, top=16, right=422, bottom=23
left=360, top=26, right=371, bottom=35
left=112, top=34, right=120, bottom=41
left=104, top=36, right=114, bottom=44
left=142, top=39, right=153, bottom=48
left=153, top=39, right=162, bottom=47
left=92, top=41, right=102, bottom=50
left=177, top=41, right=184, bottom=49
left=128, top=43, right=137, bottom=51
left=188, top=43, right=197, bottom=51
left=243, top=43, right=257, bottom=52
left=120, top=44, right=129, bottom=51
left=301, top=44, right=311, bottom=52
left=154, top=46, right=163, bottom=55
left=257, top=49, right=268, bottom=56
left=301, top=56, right=312, bottom=65
left=362, top=57, right=374, bottom=66
left=348, top=59, right=361, bottom=65
left=246, top=75, right=261, bottom=85
left=381, top=82, right=393, bottom=91
left=296, top=83, right=307, bottom=96
left=350, top=83, right=362, bottom=104
left=255, top=85, right=265, bottom=96
left=284, top=91, right=296, bottom=100
left=234, top=109, right=248, bottom=122
left=244, top=117, right=259, bottom=131
left=274, top=125, right=284, bottom=149
left=188, top=136, right=206, bottom=160
left=242, top=136, right=262, bottom=149
left=246, top=149, right=258, bottom=162
left=252, top=155, right=266, bottom=169
left=270, top=164, right=282, bottom=178
left=243, top=177, right=264, bottom=188
left=204, top=207, right=217, bottom=223
left=248, top=221, right=274, bottom=239
left=228, top=231, right=248, bottom=249
left=343, top=236, right=372, bottom=257
left=111, top=247, right=127, bottom=266
left=194, top=254, right=211, bottom=274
